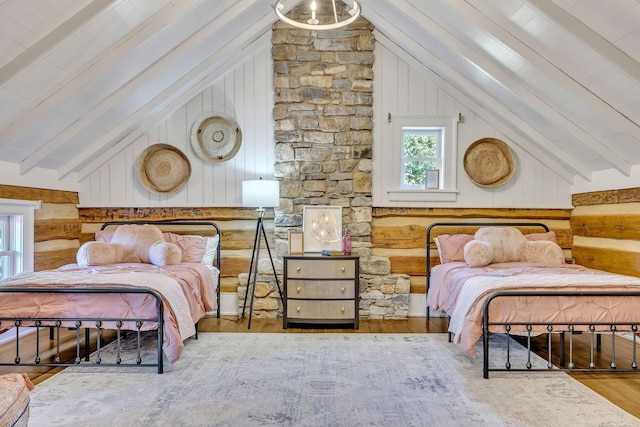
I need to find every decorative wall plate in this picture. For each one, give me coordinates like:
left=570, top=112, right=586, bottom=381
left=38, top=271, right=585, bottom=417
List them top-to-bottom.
left=191, top=112, right=242, bottom=163
left=463, top=138, right=515, bottom=187
left=137, top=144, right=191, bottom=194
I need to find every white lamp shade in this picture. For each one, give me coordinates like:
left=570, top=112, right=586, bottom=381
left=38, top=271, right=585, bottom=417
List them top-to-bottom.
left=242, top=179, right=280, bottom=208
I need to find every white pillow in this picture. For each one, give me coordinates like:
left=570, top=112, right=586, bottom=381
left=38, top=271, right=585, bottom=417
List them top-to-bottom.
left=474, top=227, right=526, bottom=263
left=201, top=235, right=220, bottom=266
left=463, top=240, right=494, bottom=267
left=523, top=241, right=564, bottom=264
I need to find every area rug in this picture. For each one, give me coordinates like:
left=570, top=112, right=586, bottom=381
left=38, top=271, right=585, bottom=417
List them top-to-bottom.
left=27, top=333, right=639, bottom=427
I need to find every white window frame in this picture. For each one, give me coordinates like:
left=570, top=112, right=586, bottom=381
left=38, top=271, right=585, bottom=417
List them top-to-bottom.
left=387, top=116, right=459, bottom=202
left=0, top=198, right=40, bottom=278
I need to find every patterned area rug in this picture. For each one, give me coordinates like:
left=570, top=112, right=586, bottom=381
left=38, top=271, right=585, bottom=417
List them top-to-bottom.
left=28, top=333, right=639, bottom=427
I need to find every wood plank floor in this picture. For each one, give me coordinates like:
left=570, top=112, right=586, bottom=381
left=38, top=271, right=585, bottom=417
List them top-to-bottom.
left=2, top=316, right=640, bottom=419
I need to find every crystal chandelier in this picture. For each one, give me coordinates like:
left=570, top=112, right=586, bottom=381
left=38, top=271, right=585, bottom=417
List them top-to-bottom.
left=274, top=0, right=361, bottom=30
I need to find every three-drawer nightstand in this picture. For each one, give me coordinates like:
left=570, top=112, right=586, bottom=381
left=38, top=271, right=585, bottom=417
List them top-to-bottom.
left=283, top=255, right=359, bottom=329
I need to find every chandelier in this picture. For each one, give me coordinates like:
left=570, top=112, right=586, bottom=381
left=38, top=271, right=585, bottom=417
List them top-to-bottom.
left=274, top=0, right=361, bottom=30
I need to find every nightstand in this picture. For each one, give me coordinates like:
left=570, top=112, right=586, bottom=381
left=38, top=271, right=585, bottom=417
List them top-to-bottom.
left=283, top=255, right=359, bottom=329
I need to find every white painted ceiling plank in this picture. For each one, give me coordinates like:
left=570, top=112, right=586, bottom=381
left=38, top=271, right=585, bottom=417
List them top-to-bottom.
left=0, top=0, right=117, bottom=87
left=0, top=0, right=201, bottom=149
left=21, top=0, right=259, bottom=174
left=389, top=0, right=630, bottom=175
left=449, top=0, right=640, bottom=144
left=527, top=0, right=640, bottom=81
left=67, top=10, right=274, bottom=180
left=370, top=25, right=580, bottom=183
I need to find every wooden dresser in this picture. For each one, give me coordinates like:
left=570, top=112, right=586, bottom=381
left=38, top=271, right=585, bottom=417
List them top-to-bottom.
left=283, top=255, right=359, bottom=329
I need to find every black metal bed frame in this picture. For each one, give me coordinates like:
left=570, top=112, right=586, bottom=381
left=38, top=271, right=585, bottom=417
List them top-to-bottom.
left=0, top=220, right=221, bottom=375
left=426, top=221, right=640, bottom=379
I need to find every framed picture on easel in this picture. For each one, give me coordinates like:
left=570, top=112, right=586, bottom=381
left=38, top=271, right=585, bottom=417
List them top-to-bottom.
left=302, top=205, right=342, bottom=252
left=288, top=231, right=304, bottom=255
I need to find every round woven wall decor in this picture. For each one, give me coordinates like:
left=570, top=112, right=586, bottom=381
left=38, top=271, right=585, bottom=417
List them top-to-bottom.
left=191, top=112, right=242, bottom=163
left=463, top=138, right=515, bottom=187
left=137, top=144, right=191, bottom=195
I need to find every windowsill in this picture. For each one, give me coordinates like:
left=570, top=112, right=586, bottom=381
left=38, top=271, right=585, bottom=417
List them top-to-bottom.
left=388, top=188, right=458, bottom=202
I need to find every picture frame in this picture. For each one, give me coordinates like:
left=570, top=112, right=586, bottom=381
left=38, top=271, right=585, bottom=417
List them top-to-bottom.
left=425, top=169, right=439, bottom=189
left=302, top=205, right=342, bottom=252
left=288, top=231, right=304, bottom=255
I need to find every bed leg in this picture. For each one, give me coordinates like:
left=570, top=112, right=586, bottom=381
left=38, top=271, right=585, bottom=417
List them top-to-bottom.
left=559, top=332, right=565, bottom=367
left=483, top=333, right=489, bottom=379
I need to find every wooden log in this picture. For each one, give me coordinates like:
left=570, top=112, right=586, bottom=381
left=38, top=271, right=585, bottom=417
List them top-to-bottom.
left=0, top=185, right=78, bottom=204
left=572, top=187, right=640, bottom=206
left=78, top=207, right=273, bottom=222
left=372, top=207, right=571, bottom=220
left=571, top=214, right=640, bottom=240
left=34, top=220, right=82, bottom=242
left=572, top=246, right=640, bottom=278
left=34, top=248, right=78, bottom=271
left=389, top=255, right=425, bottom=276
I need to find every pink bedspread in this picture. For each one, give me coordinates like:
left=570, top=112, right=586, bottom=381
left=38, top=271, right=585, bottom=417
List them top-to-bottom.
left=0, top=262, right=217, bottom=363
left=427, top=262, right=640, bottom=357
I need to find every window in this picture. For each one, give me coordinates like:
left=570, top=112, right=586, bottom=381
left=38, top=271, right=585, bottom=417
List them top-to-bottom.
left=388, top=116, right=459, bottom=202
left=400, top=127, right=442, bottom=189
left=0, top=199, right=39, bottom=279
left=0, top=215, right=14, bottom=280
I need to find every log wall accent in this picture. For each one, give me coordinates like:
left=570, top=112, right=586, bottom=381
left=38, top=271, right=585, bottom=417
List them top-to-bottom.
left=0, top=184, right=80, bottom=271
left=571, top=187, right=640, bottom=277
left=372, top=207, right=573, bottom=294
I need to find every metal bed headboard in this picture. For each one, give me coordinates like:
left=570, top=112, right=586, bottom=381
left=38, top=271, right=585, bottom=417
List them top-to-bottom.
left=100, top=220, right=222, bottom=318
left=425, top=221, right=550, bottom=319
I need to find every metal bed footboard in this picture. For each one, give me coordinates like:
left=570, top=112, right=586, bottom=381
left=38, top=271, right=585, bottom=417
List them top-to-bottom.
left=0, top=287, right=165, bottom=374
left=482, top=290, right=640, bottom=379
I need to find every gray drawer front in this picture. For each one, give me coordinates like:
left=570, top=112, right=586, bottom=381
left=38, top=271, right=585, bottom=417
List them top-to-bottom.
left=287, top=259, right=356, bottom=279
left=287, top=280, right=355, bottom=298
left=287, top=300, right=355, bottom=320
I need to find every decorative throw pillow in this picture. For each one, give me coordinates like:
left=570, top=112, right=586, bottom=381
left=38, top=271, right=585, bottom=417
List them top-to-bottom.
left=110, top=224, right=165, bottom=264
left=474, top=227, right=526, bottom=263
left=94, top=230, right=115, bottom=243
left=524, top=231, right=558, bottom=244
left=162, top=233, right=207, bottom=263
left=434, top=234, right=474, bottom=263
left=201, top=235, right=220, bottom=266
left=463, top=240, right=494, bottom=267
left=523, top=240, right=564, bottom=264
left=148, top=241, right=182, bottom=266
left=76, top=242, right=123, bottom=267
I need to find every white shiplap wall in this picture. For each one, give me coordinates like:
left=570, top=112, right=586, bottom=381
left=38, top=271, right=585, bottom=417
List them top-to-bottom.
left=79, top=32, right=573, bottom=209
left=372, top=36, right=573, bottom=209
left=78, top=41, right=275, bottom=207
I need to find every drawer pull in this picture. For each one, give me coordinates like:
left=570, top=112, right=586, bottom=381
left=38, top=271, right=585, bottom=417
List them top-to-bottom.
left=296, top=266, right=302, bottom=272
left=341, top=267, right=345, bottom=272
left=297, top=286, right=301, bottom=292
left=341, top=287, right=345, bottom=292
left=296, top=306, right=301, bottom=312
left=341, top=307, right=345, bottom=313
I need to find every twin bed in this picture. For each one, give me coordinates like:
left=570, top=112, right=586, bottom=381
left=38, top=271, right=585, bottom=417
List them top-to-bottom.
left=0, top=221, right=221, bottom=374
left=426, top=222, right=640, bottom=378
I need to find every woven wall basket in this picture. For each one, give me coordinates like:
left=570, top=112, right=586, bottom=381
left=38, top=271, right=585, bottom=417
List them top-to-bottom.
left=191, top=112, right=242, bottom=163
left=463, top=138, right=516, bottom=187
left=137, top=144, right=191, bottom=195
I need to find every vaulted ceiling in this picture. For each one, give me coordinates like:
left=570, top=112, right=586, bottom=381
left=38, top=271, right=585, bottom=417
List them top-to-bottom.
left=1, top=0, right=639, bottom=184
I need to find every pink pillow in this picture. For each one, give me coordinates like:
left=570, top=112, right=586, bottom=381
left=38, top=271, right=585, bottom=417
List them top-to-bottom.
left=95, top=230, right=115, bottom=242
left=524, top=231, right=558, bottom=244
left=162, top=233, right=207, bottom=263
left=434, top=234, right=474, bottom=263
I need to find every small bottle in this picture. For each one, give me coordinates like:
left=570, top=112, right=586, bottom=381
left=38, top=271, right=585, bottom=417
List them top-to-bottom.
left=342, top=226, right=352, bottom=255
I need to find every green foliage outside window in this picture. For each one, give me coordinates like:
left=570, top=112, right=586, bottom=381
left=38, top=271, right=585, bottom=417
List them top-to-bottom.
left=402, top=132, right=439, bottom=186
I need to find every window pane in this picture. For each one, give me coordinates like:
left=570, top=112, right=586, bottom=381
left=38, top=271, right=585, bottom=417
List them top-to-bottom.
left=402, top=131, right=439, bottom=158
left=403, top=161, right=438, bottom=186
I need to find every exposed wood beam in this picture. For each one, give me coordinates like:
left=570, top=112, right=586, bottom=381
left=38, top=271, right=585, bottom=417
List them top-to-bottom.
left=0, top=0, right=117, bottom=87
left=0, top=0, right=203, bottom=151
left=383, top=0, right=628, bottom=176
left=451, top=0, right=640, bottom=148
left=527, top=0, right=640, bottom=82
left=364, top=2, right=589, bottom=180
left=67, top=12, right=275, bottom=180
left=373, top=31, right=575, bottom=185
